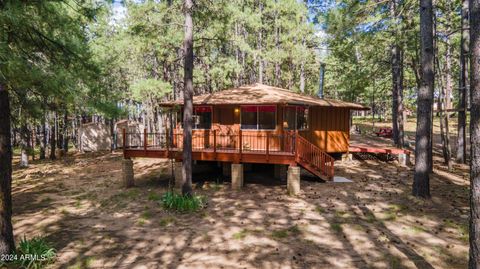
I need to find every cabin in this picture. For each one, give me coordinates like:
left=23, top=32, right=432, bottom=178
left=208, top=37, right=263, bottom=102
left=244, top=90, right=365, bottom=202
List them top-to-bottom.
left=121, top=84, right=369, bottom=193
left=115, top=119, right=144, bottom=149
left=77, top=122, right=111, bottom=152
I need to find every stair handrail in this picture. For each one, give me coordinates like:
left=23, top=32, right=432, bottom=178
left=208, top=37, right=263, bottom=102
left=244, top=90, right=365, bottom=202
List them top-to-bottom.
left=295, top=133, right=335, bottom=179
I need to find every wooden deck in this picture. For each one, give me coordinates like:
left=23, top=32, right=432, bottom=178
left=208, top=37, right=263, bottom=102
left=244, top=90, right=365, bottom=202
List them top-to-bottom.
left=122, top=130, right=335, bottom=180
left=349, top=134, right=411, bottom=155
left=124, top=147, right=296, bottom=165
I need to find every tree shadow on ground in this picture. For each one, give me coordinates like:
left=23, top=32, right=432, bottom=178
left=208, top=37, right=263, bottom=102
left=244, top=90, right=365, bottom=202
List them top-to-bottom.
left=11, top=151, right=469, bottom=268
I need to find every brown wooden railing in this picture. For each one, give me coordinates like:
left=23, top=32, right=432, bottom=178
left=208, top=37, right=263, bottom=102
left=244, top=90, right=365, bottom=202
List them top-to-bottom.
left=122, top=128, right=334, bottom=180
left=123, top=129, right=296, bottom=154
left=295, top=134, right=335, bottom=180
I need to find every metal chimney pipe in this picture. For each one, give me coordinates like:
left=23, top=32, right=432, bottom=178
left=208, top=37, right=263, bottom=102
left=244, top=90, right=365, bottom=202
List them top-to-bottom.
left=318, top=63, right=326, bottom=99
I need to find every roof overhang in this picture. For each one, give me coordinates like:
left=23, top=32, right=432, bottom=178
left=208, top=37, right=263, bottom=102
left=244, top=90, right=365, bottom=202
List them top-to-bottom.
left=159, top=84, right=370, bottom=111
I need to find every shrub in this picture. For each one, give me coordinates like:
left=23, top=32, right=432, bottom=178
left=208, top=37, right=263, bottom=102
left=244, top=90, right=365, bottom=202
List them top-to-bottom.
left=161, top=191, right=205, bottom=212
left=147, top=192, right=162, bottom=202
left=12, top=236, right=56, bottom=269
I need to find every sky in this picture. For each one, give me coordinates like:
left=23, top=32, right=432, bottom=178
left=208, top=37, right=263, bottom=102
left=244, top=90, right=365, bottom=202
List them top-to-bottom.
left=111, top=0, right=127, bottom=24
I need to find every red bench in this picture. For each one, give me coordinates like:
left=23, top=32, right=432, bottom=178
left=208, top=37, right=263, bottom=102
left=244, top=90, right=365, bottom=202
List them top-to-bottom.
left=375, top=127, right=393, bottom=138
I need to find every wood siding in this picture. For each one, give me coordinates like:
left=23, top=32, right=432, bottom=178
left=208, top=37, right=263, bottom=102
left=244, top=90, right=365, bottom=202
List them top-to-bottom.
left=176, top=104, right=350, bottom=153
left=300, top=107, right=350, bottom=153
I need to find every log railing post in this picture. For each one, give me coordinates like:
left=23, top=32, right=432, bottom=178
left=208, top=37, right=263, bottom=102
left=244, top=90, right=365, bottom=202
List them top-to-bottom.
left=166, top=129, right=170, bottom=158
left=239, top=129, right=242, bottom=161
left=213, top=130, right=217, bottom=154
left=295, top=131, right=299, bottom=160
left=266, top=132, right=270, bottom=161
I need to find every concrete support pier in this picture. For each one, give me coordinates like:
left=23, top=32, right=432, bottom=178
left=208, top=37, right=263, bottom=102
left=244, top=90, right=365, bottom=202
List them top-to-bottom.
left=398, top=153, right=411, bottom=166
left=122, top=158, right=135, bottom=188
left=174, top=161, right=184, bottom=188
left=231, top=163, right=244, bottom=190
left=274, top=164, right=287, bottom=181
left=287, top=165, right=300, bottom=195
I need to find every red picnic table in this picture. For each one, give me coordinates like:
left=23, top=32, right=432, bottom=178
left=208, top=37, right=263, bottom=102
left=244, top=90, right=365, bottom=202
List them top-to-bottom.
left=375, top=127, right=393, bottom=138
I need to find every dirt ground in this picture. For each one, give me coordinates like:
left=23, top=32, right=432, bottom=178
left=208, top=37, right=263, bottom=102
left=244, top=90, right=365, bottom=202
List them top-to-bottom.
left=11, top=119, right=469, bottom=268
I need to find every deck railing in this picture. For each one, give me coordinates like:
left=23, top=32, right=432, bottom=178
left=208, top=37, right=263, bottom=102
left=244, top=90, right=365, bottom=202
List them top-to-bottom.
left=122, top=129, right=296, bottom=154
left=122, top=129, right=334, bottom=180
left=295, top=135, right=335, bottom=179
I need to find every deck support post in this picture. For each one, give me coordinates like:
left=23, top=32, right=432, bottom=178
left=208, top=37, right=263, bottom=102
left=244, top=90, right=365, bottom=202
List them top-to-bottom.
left=398, top=153, right=411, bottom=166
left=122, top=158, right=134, bottom=188
left=174, top=161, right=184, bottom=188
left=222, top=162, right=231, bottom=177
left=231, top=163, right=243, bottom=190
left=274, top=164, right=287, bottom=181
left=287, top=165, right=300, bottom=195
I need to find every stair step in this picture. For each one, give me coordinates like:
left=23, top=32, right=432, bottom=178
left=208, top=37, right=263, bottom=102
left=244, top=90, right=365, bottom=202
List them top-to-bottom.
left=297, top=160, right=331, bottom=181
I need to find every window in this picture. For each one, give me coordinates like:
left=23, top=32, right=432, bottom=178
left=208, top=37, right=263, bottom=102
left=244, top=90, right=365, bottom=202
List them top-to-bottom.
left=241, top=105, right=276, bottom=130
left=193, top=106, right=212, bottom=129
left=241, top=106, right=257, bottom=129
left=258, top=106, right=276, bottom=129
left=284, top=106, right=308, bottom=130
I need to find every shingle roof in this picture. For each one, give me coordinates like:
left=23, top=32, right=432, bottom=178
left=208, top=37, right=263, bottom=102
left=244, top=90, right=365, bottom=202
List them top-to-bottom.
left=161, top=83, right=369, bottom=110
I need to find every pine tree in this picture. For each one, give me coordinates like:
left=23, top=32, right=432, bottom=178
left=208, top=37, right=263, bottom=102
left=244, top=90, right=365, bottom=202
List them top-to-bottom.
left=182, top=0, right=194, bottom=196
left=412, top=0, right=434, bottom=198
left=469, top=0, right=480, bottom=266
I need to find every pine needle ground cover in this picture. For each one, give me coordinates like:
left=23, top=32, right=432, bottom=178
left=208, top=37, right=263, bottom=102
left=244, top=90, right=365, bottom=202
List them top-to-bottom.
left=11, top=152, right=469, bottom=268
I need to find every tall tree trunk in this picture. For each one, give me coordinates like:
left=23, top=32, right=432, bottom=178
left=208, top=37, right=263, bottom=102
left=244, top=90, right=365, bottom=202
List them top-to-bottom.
left=182, top=0, right=194, bottom=196
left=391, top=0, right=405, bottom=148
left=413, top=0, right=434, bottom=198
left=458, top=0, right=469, bottom=164
left=470, top=0, right=480, bottom=267
left=257, top=1, right=263, bottom=84
left=274, top=9, right=280, bottom=86
left=444, top=23, right=453, bottom=170
left=445, top=34, right=453, bottom=110
left=300, top=37, right=305, bottom=93
left=391, top=44, right=405, bottom=148
left=436, top=56, right=452, bottom=170
left=0, top=86, right=16, bottom=255
left=40, top=108, right=46, bottom=160
left=63, top=110, right=68, bottom=153
left=49, top=112, right=56, bottom=160
left=56, top=112, right=61, bottom=149
left=19, top=124, right=29, bottom=168
left=11, top=125, right=17, bottom=148
left=30, top=125, right=35, bottom=161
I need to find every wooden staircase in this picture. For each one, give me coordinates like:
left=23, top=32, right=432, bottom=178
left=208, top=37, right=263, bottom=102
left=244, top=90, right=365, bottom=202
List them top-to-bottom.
left=295, top=134, right=335, bottom=181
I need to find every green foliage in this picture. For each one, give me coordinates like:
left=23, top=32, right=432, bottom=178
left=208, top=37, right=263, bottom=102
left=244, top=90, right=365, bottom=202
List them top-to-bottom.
left=2, top=0, right=110, bottom=123
left=91, top=0, right=321, bottom=105
left=322, top=0, right=462, bottom=114
left=130, top=79, right=172, bottom=103
left=147, top=191, right=162, bottom=202
left=161, top=191, right=205, bottom=212
left=330, top=223, right=343, bottom=233
left=270, top=225, right=301, bottom=239
left=232, top=229, right=249, bottom=240
left=12, top=236, right=56, bottom=269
